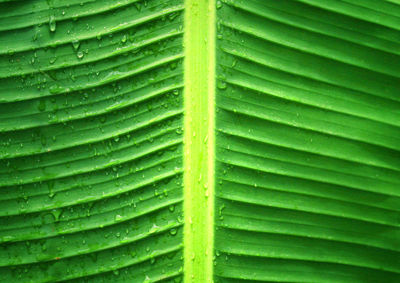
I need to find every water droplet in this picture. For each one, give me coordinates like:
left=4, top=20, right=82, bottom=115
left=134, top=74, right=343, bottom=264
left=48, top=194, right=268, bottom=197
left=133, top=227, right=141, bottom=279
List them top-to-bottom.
left=134, top=2, right=141, bottom=11
left=168, top=12, right=179, bottom=22
left=49, top=15, right=56, bottom=32
left=72, top=40, right=80, bottom=50
left=76, top=51, right=84, bottom=59
left=231, top=59, right=237, bottom=67
left=169, top=62, right=177, bottom=70
left=217, top=80, right=227, bottom=90
left=49, top=84, right=64, bottom=94
left=37, top=100, right=46, bottom=112
left=41, top=135, right=47, bottom=146
left=219, top=204, right=225, bottom=216
left=48, top=209, right=61, bottom=221
left=149, top=223, right=159, bottom=234
left=169, top=228, right=177, bottom=236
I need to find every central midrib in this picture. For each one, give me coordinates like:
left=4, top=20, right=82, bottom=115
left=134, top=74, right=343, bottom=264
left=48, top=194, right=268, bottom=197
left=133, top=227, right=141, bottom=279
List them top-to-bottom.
left=183, top=0, right=216, bottom=282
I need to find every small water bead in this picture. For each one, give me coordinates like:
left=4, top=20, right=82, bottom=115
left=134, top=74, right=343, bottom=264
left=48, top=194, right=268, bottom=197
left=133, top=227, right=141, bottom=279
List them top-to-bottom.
left=49, top=15, right=56, bottom=32
left=72, top=40, right=80, bottom=50
left=76, top=51, right=84, bottom=59
left=217, top=80, right=227, bottom=90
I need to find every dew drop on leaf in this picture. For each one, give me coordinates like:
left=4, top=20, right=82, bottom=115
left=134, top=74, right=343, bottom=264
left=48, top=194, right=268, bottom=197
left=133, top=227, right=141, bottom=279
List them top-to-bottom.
left=49, top=15, right=56, bottom=32
left=72, top=40, right=80, bottom=51
left=217, top=80, right=227, bottom=90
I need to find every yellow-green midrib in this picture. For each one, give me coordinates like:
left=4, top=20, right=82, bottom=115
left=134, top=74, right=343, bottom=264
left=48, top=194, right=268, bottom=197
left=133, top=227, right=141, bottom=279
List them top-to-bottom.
left=183, top=0, right=216, bottom=282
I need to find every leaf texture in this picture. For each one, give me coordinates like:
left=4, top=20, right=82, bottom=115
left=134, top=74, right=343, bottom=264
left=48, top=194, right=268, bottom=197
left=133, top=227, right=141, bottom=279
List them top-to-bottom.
left=0, top=0, right=184, bottom=282
left=2, top=0, right=400, bottom=282
left=214, top=0, right=400, bottom=282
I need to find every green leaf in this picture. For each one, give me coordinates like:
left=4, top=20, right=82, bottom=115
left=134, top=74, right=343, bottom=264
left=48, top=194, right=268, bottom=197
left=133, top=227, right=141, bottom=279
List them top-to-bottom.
left=0, top=0, right=184, bottom=282
left=1, top=0, right=400, bottom=282
left=214, top=0, right=400, bottom=282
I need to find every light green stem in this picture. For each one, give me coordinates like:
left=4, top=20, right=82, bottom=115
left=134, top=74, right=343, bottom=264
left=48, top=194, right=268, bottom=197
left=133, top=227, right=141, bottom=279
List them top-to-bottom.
left=183, top=0, right=216, bottom=282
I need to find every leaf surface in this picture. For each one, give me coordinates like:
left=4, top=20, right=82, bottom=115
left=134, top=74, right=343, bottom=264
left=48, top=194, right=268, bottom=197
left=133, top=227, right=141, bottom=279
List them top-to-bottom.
left=1, top=0, right=400, bottom=282
left=214, top=0, right=400, bottom=282
left=0, top=1, right=184, bottom=282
